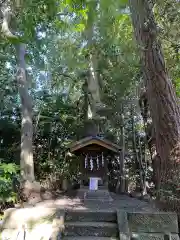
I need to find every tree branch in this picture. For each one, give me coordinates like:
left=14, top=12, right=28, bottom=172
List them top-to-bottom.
left=1, top=7, right=17, bottom=40
left=58, top=73, right=74, bottom=80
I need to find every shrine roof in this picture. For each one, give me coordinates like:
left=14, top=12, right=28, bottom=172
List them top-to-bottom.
left=69, top=136, right=120, bottom=153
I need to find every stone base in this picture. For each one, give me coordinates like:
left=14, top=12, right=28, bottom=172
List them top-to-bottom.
left=77, top=188, right=113, bottom=202
left=85, top=190, right=113, bottom=202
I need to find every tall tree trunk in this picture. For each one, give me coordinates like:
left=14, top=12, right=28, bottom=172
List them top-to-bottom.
left=129, top=0, right=180, bottom=190
left=85, top=1, right=101, bottom=120
left=0, top=2, right=35, bottom=182
left=15, top=44, right=34, bottom=182
left=139, top=89, right=161, bottom=190
left=131, top=106, right=145, bottom=195
left=120, top=107, right=125, bottom=193
left=138, top=136, right=148, bottom=195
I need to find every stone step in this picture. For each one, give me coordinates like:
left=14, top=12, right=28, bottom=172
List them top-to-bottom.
left=80, top=186, right=108, bottom=190
left=76, top=189, right=113, bottom=201
left=84, top=190, right=113, bottom=201
left=65, top=210, right=117, bottom=222
left=64, top=222, right=118, bottom=237
left=63, top=237, right=118, bottom=240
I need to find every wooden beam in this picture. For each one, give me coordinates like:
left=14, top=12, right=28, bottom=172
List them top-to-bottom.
left=70, top=139, right=119, bottom=153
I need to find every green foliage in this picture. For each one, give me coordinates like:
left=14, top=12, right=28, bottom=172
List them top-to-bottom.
left=0, top=0, right=179, bottom=199
left=154, top=0, right=180, bottom=96
left=0, top=163, right=20, bottom=202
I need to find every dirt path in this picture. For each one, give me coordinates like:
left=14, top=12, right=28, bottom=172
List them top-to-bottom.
left=14, top=191, right=158, bottom=212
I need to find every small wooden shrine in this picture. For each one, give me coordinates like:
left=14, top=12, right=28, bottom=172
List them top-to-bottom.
left=69, top=135, right=120, bottom=200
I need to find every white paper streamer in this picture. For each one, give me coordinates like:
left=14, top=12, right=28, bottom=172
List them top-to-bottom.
left=102, top=152, right=104, bottom=167
left=84, top=153, right=105, bottom=170
left=85, top=154, right=88, bottom=168
left=90, top=156, right=93, bottom=171
left=96, top=156, right=99, bottom=169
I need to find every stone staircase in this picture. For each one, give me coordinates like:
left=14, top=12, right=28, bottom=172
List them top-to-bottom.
left=1, top=206, right=179, bottom=239
left=63, top=210, right=119, bottom=240
left=63, top=210, right=180, bottom=240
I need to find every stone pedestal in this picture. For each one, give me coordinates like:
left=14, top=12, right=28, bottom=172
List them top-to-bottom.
left=77, top=187, right=113, bottom=202
left=84, top=189, right=113, bottom=201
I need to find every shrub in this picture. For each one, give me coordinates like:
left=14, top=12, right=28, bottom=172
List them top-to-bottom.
left=0, top=163, right=20, bottom=203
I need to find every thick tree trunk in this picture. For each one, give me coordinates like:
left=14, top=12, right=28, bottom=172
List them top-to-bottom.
left=129, top=0, right=180, bottom=189
left=0, top=1, right=35, bottom=182
left=85, top=1, right=101, bottom=120
left=15, top=44, right=34, bottom=182
left=139, top=89, right=161, bottom=189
